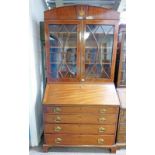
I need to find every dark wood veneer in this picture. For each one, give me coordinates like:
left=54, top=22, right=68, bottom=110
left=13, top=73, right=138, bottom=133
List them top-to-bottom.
left=43, top=5, right=120, bottom=153
left=45, top=5, right=120, bottom=20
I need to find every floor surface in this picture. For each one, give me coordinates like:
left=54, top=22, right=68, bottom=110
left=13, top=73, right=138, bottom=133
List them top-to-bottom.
left=29, top=146, right=126, bottom=155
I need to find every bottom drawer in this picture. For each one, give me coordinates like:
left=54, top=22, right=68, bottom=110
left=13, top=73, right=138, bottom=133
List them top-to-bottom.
left=45, top=134, right=115, bottom=145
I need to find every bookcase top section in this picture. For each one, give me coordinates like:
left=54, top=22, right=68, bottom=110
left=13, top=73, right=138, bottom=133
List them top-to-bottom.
left=44, top=5, right=120, bottom=20
left=43, top=83, right=120, bottom=106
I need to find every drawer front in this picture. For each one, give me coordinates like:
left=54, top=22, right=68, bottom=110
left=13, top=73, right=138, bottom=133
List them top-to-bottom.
left=44, top=106, right=119, bottom=114
left=44, top=114, right=118, bottom=124
left=44, top=124, right=116, bottom=134
left=45, top=134, right=115, bottom=145
left=117, top=134, right=126, bottom=143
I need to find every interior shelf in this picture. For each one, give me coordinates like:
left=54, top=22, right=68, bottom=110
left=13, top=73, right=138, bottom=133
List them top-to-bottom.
left=50, top=47, right=77, bottom=49
left=50, top=62, right=76, bottom=64
left=85, top=63, right=111, bottom=65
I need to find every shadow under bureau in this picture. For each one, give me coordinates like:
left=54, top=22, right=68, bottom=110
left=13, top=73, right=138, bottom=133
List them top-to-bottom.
left=43, top=83, right=120, bottom=153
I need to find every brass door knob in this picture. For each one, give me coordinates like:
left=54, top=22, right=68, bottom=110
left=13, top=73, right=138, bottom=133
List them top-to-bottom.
left=53, top=107, right=61, bottom=113
left=100, top=108, right=107, bottom=114
left=54, top=116, right=61, bottom=122
left=99, top=117, right=106, bottom=123
left=54, top=126, right=62, bottom=132
left=99, top=127, right=106, bottom=133
left=55, top=137, right=62, bottom=144
left=98, top=138, right=104, bottom=144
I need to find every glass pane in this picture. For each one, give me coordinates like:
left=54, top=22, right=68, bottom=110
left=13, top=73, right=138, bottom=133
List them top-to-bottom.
left=49, top=24, right=77, bottom=79
left=85, top=25, right=114, bottom=79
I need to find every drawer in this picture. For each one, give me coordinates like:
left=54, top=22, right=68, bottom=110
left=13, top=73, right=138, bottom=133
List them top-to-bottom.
left=44, top=106, right=119, bottom=114
left=44, top=114, right=118, bottom=124
left=44, top=124, right=116, bottom=134
left=44, top=134, right=115, bottom=145
left=117, top=134, right=126, bottom=143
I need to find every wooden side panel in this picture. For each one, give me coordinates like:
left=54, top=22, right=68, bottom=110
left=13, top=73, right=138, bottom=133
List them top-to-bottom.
left=117, top=107, right=126, bottom=144
left=119, top=109, right=126, bottom=123
left=44, top=114, right=118, bottom=124
left=44, top=124, right=116, bottom=134
left=117, top=124, right=126, bottom=134
left=44, top=134, right=115, bottom=145
left=117, top=134, right=126, bottom=143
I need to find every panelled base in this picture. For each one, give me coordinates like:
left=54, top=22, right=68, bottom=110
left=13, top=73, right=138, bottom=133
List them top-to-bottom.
left=43, top=144, right=117, bottom=153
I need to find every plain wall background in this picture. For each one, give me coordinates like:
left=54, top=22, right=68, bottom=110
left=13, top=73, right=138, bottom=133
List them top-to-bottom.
left=28, top=0, right=126, bottom=147
left=29, top=0, right=47, bottom=146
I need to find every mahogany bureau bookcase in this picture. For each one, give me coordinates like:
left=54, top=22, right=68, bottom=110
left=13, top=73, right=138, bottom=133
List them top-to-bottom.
left=43, top=5, right=120, bottom=153
left=115, top=24, right=126, bottom=148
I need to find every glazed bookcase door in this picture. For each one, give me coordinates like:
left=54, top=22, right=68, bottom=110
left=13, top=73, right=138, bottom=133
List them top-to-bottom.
left=45, top=21, right=81, bottom=82
left=82, top=21, right=118, bottom=82
left=117, top=28, right=126, bottom=87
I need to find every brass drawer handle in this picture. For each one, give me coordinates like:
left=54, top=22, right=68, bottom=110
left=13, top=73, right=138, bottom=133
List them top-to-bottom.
left=81, top=78, right=85, bottom=82
left=53, top=107, right=61, bottom=113
left=100, top=108, right=107, bottom=114
left=54, top=116, right=61, bottom=122
left=99, top=117, right=106, bottom=123
left=54, top=126, right=62, bottom=132
left=99, top=127, right=106, bottom=133
left=55, top=137, right=62, bottom=144
left=98, top=138, right=104, bottom=144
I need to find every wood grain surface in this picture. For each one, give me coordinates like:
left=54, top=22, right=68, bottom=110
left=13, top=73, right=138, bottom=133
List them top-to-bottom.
left=44, top=5, right=120, bottom=20
left=43, top=83, right=120, bottom=106
left=44, top=105, right=119, bottom=114
left=44, top=114, right=118, bottom=124
left=44, top=124, right=116, bottom=134
left=44, top=134, right=115, bottom=145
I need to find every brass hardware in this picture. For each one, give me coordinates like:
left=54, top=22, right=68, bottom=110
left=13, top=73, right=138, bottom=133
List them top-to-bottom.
left=79, top=10, right=85, bottom=17
left=81, top=78, right=85, bottom=82
left=53, top=107, right=61, bottom=113
left=100, top=108, right=107, bottom=114
left=54, top=116, right=61, bottom=122
left=99, top=117, right=106, bottom=123
left=54, top=126, right=62, bottom=132
left=99, top=127, right=106, bottom=133
left=55, top=137, right=62, bottom=144
left=98, top=138, right=104, bottom=144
